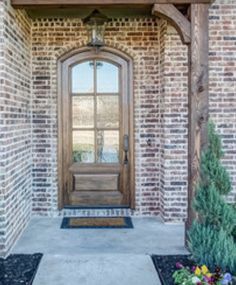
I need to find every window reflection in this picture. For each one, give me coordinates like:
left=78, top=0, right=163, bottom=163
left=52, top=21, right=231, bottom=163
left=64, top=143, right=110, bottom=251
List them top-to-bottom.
left=72, top=60, right=120, bottom=164
left=72, top=61, right=94, bottom=93
left=97, top=61, right=119, bottom=93
left=73, top=96, right=94, bottom=128
left=97, top=96, right=119, bottom=128
left=73, top=131, right=95, bottom=163
left=97, top=131, right=119, bottom=163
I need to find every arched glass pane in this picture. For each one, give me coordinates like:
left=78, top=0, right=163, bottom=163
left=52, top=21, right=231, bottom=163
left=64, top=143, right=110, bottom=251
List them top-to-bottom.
left=72, top=61, right=94, bottom=93
left=97, top=61, right=119, bottom=93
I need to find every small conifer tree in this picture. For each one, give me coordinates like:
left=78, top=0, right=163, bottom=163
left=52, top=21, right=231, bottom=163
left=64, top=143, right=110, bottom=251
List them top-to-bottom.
left=188, top=121, right=236, bottom=274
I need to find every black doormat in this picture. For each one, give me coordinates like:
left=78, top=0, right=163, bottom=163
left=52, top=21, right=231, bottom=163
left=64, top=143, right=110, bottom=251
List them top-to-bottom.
left=61, top=217, right=133, bottom=229
left=0, top=253, right=43, bottom=285
left=152, top=255, right=195, bottom=285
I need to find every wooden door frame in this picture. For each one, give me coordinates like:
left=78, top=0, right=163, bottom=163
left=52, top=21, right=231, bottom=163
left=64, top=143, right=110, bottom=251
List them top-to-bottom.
left=57, top=46, right=134, bottom=209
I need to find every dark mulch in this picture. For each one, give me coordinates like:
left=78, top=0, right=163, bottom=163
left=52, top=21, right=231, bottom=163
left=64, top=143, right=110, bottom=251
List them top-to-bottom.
left=0, top=253, right=43, bottom=285
left=152, top=255, right=196, bottom=285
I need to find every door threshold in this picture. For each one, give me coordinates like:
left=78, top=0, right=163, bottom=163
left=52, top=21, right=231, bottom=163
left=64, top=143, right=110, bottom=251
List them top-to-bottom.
left=63, top=205, right=130, bottom=210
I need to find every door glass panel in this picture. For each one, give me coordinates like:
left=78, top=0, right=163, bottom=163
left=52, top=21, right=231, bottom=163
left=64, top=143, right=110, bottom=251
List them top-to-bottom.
left=72, top=61, right=94, bottom=93
left=97, top=61, right=119, bottom=93
left=72, top=96, right=94, bottom=128
left=97, top=96, right=119, bottom=128
left=97, top=130, right=119, bottom=163
left=73, top=131, right=95, bottom=163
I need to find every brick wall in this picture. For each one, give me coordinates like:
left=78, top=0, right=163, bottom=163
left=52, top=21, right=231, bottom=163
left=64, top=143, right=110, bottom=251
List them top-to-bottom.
left=0, top=0, right=5, bottom=255
left=157, top=0, right=236, bottom=221
left=209, top=0, right=236, bottom=203
left=0, top=1, right=31, bottom=256
left=31, top=18, right=161, bottom=216
left=159, top=21, right=188, bottom=222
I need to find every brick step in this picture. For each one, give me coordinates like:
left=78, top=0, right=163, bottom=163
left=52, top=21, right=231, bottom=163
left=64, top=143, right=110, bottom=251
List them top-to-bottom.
left=74, top=188, right=116, bottom=192
left=69, top=191, right=123, bottom=206
left=62, top=207, right=132, bottom=217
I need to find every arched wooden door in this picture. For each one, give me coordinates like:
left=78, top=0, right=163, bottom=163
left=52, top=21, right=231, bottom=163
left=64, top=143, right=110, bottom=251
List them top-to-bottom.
left=59, top=49, right=134, bottom=208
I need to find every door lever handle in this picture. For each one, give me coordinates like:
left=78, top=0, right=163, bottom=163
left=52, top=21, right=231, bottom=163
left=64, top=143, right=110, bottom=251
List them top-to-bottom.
left=123, top=135, right=129, bottom=165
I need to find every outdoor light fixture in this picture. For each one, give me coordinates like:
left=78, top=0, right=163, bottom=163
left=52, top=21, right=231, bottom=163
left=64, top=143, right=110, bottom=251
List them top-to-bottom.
left=83, top=9, right=110, bottom=49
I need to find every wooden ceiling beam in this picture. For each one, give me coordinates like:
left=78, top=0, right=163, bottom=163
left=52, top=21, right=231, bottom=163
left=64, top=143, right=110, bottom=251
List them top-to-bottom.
left=11, top=0, right=215, bottom=9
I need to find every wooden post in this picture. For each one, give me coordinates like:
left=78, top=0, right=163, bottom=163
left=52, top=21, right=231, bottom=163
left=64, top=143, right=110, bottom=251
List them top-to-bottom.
left=186, top=3, right=209, bottom=233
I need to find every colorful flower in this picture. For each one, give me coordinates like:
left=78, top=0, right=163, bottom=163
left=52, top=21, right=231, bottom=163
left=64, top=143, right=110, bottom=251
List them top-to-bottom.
left=173, top=262, right=232, bottom=285
left=176, top=262, right=184, bottom=269
left=201, top=265, right=209, bottom=275
left=195, top=267, right=202, bottom=276
left=221, top=273, right=232, bottom=285
left=204, top=275, right=212, bottom=282
left=192, top=276, right=202, bottom=284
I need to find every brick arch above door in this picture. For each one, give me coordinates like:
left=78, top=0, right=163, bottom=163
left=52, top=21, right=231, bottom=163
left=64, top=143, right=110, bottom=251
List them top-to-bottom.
left=56, top=44, right=138, bottom=65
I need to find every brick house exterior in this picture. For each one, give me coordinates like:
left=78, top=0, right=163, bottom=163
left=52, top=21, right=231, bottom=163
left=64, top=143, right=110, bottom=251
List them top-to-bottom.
left=0, top=0, right=235, bottom=256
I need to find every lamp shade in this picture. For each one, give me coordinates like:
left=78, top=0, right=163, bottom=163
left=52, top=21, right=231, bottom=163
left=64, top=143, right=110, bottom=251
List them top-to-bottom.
left=83, top=9, right=110, bottom=48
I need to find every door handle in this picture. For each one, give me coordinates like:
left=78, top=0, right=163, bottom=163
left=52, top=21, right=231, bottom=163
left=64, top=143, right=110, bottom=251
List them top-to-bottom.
left=123, top=135, right=129, bottom=165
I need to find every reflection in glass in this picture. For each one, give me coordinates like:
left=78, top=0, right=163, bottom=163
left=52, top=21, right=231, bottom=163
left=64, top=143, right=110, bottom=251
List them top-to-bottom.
left=72, top=61, right=94, bottom=93
left=97, top=61, right=119, bottom=93
left=73, top=96, right=94, bottom=128
left=97, top=96, right=119, bottom=128
left=73, top=131, right=94, bottom=163
left=97, top=131, right=119, bottom=163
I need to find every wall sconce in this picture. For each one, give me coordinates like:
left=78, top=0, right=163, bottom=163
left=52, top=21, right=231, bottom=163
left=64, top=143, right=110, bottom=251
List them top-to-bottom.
left=83, top=9, right=110, bottom=49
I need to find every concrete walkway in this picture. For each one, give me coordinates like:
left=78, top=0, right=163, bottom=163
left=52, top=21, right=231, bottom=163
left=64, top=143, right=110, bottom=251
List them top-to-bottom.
left=13, top=217, right=188, bottom=285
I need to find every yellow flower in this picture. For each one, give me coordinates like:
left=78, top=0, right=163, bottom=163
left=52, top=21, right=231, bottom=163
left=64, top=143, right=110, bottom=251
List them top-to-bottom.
left=201, top=265, right=209, bottom=275
left=194, top=267, right=201, bottom=276
left=206, top=273, right=212, bottom=278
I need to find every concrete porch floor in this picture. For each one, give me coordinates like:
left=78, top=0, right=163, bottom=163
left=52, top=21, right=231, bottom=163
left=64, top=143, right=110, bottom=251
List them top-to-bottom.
left=13, top=217, right=188, bottom=285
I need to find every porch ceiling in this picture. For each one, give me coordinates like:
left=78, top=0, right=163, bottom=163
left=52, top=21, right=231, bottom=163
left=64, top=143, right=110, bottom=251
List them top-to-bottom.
left=11, top=0, right=215, bottom=9
left=11, top=0, right=214, bottom=11
left=22, top=6, right=154, bottom=18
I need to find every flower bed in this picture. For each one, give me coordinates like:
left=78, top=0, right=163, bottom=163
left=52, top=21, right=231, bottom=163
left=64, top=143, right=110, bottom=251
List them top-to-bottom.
left=152, top=255, right=236, bottom=285
left=152, top=255, right=195, bottom=285
left=174, top=263, right=233, bottom=285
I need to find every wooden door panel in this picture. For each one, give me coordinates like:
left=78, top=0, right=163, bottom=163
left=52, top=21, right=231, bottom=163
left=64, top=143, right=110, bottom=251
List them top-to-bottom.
left=74, top=174, right=119, bottom=191
left=69, top=191, right=123, bottom=206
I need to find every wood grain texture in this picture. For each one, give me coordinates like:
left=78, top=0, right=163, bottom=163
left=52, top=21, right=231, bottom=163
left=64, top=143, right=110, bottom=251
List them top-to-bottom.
left=11, top=0, right=215, bottom=8
left=152, top=3, right=191, bottom=44
left=187, top=3, right=209, bottom=231
left=69, top=164, right=121, bottom=174
left=74, top=174, right=119, bottom=191
left=69, top=191, right=123, bottom=205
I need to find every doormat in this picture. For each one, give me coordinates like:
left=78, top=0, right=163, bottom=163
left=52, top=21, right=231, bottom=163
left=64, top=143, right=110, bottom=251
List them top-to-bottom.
left=61, top=217, right=133, bottom=229
left=0, top=253, right=43, bottom=285
left=151, top=255, right=194, bottom=285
